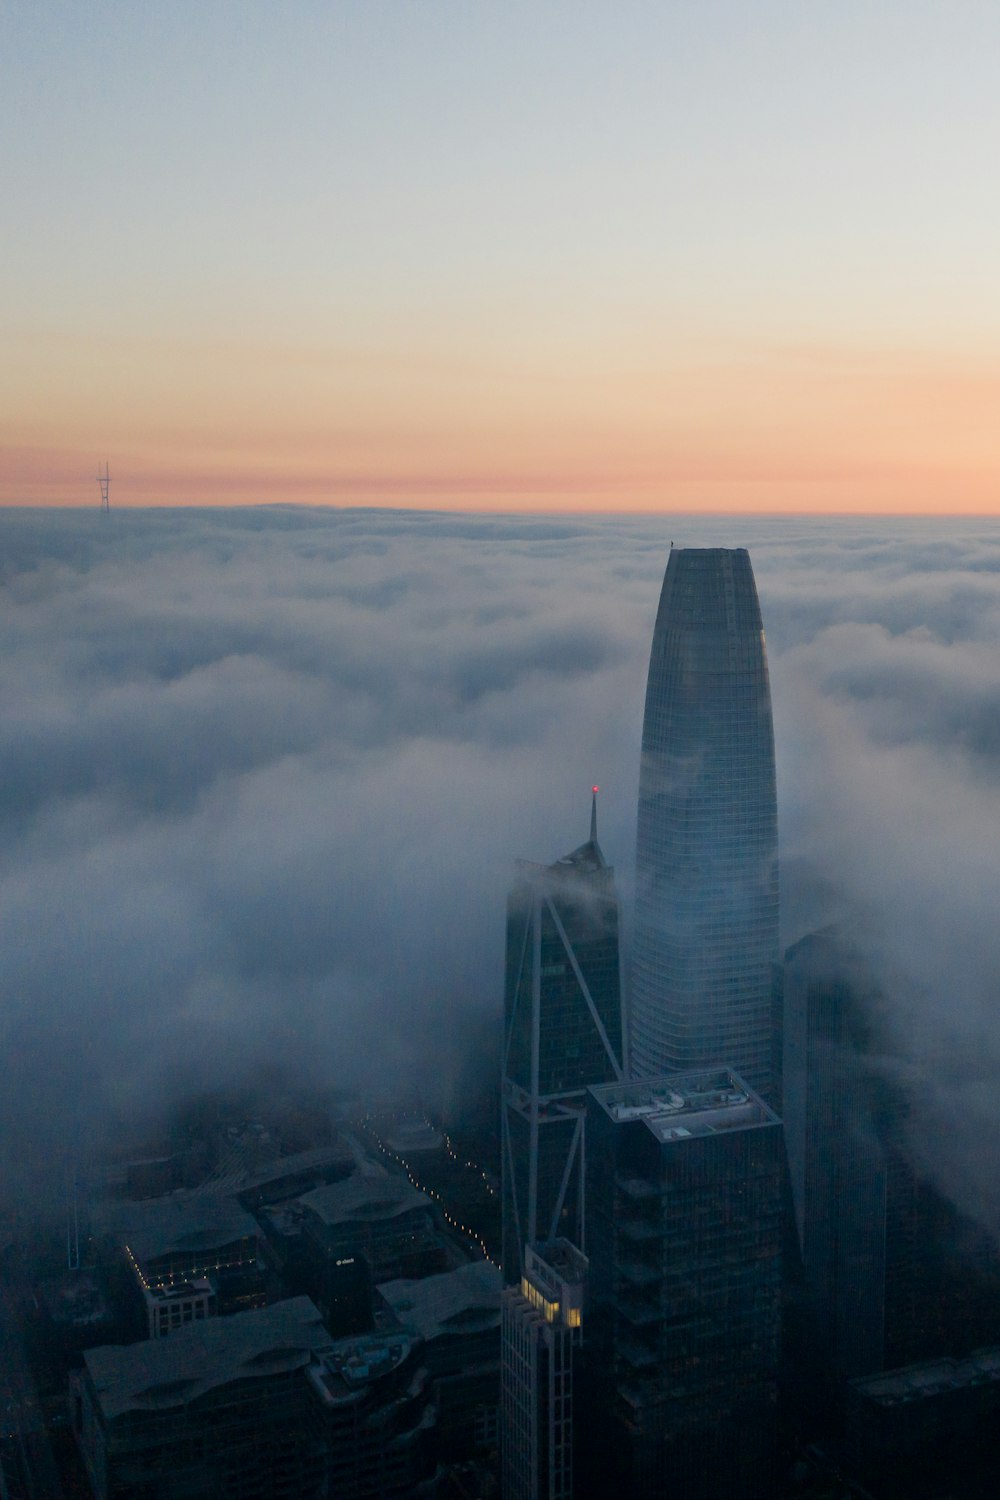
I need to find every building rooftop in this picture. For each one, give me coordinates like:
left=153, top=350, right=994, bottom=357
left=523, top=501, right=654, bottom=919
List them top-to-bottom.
left=589, top=1068, right=778, bottom=1141
left=382, top=1118, right=443, bottom=1155
left=227, top=1143, right=356, bottom=1199
left=299, top=1175, right=432, bottom=1229
left=96, top=1193, right=259, bottom=1265
left=527, top=1238, right=587, bottom=1291
left=377, top=1262, right=502, bottom=1342
left=144, top=1277, right=214, bottom=1306
left=83, top=1297, right=331, bottom=1421
left=308, top=1331, right=418, bottom=1405
left=851, top=1347, right=1000, bottom=1406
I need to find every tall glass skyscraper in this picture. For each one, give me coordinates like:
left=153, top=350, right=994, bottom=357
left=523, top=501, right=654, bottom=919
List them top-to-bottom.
left=631, top=547, right=778, bottom=1098
left=502, top=797, right=625, bottom=1280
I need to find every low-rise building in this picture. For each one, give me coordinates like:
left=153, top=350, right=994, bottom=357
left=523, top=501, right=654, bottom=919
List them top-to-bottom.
left=298, top=1175, right=446, bottom=1331
left=378, top=1259, right=503, bottom=1458
left=72, top=1297, right=331, bottom=1500
left=307, top=1331, right=437, bottom=1498
left=845, top=1346, right=1000, bottom=1498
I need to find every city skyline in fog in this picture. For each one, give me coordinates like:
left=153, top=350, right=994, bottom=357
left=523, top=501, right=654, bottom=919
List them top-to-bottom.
left=3, top=506, right=1000, bottom=1248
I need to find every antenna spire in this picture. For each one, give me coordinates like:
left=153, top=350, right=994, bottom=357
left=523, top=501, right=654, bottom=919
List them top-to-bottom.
left=97, top=461, right=110, bottom=514
left=590, top=785, right=599, bottom=844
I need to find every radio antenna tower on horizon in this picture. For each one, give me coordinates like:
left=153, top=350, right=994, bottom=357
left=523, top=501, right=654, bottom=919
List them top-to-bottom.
left=97, top=460, right=110, bottom=513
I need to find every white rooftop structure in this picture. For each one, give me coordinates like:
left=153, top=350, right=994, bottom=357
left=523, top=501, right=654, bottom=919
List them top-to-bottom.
left=589, top=1068, right=778, bottom=1143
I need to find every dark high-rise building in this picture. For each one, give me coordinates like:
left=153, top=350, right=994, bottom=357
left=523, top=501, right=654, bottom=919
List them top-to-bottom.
left=632, top=547, right=779, bottom=1099
left=501, top=797, right=625, bottom=1280
left=783, top=930, right=917, bottom=1386
left=582, top=1070, right=784, bottom=1500
left=501, top=1239, right=586, bottom=1500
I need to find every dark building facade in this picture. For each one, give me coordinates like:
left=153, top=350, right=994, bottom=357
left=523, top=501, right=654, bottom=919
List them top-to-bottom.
left=631, top=547, right=779, bottom=1100
left=502, top=799, right=625, bottom=1279
left=783, top=930, right=917, bottom=1388
left=582, top=1070, right=784, bottom=1500
left=297, top=1175, right=446, bottom=1331
left=500, top=1239, right=586, bottom=1500
left=377, top=1261, right=503, bottom=1461
left=73, top=1297, right=331, bottom=1500
left=307, top=1332, right=437, bottom=1499
left=844, top=1346, right=1000, bottom=1500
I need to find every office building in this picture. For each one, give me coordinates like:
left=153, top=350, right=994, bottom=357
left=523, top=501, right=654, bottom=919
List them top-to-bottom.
left=632, top=547, right=779, bottom=1099
left=502, top=796, right=625, bottom=1279
left=783, top=930, right=917, bottom=1385
left=583, top=1070, right=784, bottom=1500
left=298, top=1173, right=446, bottom=1331
left=96, top=1192, right=268, bottom=1335
left=98, top=1193, right=261, bottom=1291
left=501, top=1239, right=586, bottom=1500
left=378, top=1261, right=503, bottom=1459
left=144, top=1277, right=217, bottom=1339
left=73, top=1297, right=331, bottom=1500
left=307, top=1331, right=438, bottom=1498
left=844, top=1347, right=1000, bottom=1499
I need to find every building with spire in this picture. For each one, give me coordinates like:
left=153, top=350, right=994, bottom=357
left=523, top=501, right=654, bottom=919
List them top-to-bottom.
left=631, top=547, right=779, bottom=1100
left=501, top=792, right=625, bottom=1280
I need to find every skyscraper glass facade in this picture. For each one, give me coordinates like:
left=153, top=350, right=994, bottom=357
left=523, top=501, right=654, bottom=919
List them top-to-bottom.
left=632, top=547, right=778, bottom=1097
left=502, top=816, right=624, bottom=1280
left=581, top=1071, right=783, bottom=1500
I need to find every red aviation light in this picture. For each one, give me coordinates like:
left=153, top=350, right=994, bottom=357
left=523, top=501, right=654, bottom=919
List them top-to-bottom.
left=592, top=785, right=599, bottom=794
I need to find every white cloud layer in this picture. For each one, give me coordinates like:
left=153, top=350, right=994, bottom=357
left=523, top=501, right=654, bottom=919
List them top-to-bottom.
left=3, top=507, right=1000, bottom=1232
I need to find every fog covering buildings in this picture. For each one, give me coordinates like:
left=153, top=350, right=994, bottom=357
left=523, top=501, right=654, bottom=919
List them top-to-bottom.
left=6, top=512, right=1000, bottom=1498
left=631, top=547, right=779, bottom=1100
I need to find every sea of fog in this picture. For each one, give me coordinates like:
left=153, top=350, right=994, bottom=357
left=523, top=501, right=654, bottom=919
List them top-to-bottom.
left=3, top=505, right=1000, bottom=1230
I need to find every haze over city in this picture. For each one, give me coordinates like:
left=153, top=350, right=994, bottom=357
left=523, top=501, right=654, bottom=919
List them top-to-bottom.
left=4, top=8, right=1000, bottom=1498
left=2, top=507, right=999, bottom=1240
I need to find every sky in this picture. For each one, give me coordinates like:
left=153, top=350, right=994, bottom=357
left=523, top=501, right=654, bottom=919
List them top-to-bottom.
left=3, top=2, right=1000, bottom=511
left=4, top=508, right=1000, bottom=1240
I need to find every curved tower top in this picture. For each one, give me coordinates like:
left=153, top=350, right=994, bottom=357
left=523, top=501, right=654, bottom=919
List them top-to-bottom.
left=631, top=547, right=778, bottom=1098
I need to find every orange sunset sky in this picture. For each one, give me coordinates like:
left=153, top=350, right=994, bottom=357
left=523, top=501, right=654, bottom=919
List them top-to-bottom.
left=3, top=3, right=1000, bottom=513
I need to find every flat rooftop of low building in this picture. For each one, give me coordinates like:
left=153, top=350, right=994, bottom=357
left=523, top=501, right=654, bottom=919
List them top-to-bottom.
left=589, top=1068, right=777, bottom=1141
left=382, top=1118, right=443, bottom=1154
left=227, top=1143, right=356, bottom=1199
left=299, top=1174, right=432, bottom=1228
left=95, top=1193, right=259, bottom=1265
left=377, top=1261, right=502, bottom=1342
left=144, top=1278, right=214, bottom=1306
left=83, top=1296, right=331, bottom=1421
left=309, top=1331, right=417, bottom=1404
left=851, top=1346, right=1000, bottom=1406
